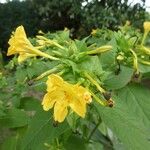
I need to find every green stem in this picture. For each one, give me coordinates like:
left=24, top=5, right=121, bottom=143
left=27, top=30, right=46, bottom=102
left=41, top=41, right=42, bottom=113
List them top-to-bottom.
left=141, top=31, right=148, bottom=45
left=36, top=35, right=65, bottom=50
left=47, top=40, right=65, bottom=50
left=35, top=45, right=45, bottom=49
left=80, top=45, right=112, bottom=56
left=86, top=45, right=112, bottom=55
left=141, top=46, right=150, bottom=55
left=28, top=47, right=59, bottom=60
left=130, top=49, right=138, bottom=73
left=52, top=50, right=63, bottom=57
left=139, top=59, right=150, bottom=65
left=34, top=65, right=62, bottom=81
left=57, top=69, right=66, bottom=76
left=84, top=72, right=106, bottom=93
left=90, top=90, right=107, bottom=106
left=87, top=119, right=101, bottom=142
left=56, top=138, right=60, bottom=150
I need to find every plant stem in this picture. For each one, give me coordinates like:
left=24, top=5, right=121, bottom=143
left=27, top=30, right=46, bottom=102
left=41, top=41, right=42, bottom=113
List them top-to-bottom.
left=141, top=31, right=148, bottom=45
left=36, top=35, right=65, bottom=50
left=47, top=40, right=65, bottom=50
left=86, top=45, right=112, bottom=55
left=28, top=47, right=59, bottom=60
left=130, top=49, right=138, bottom=73
left=139, top=59, right=150, bottom=65
left=34, top=65, right=62, bottom=81
left=84, top=72, right=106, bottom=93
left=90, top=90, right=106, bottom=106
left=87, top=119, right=101, bottom=142
left=56, top=138, right=60, bottom=150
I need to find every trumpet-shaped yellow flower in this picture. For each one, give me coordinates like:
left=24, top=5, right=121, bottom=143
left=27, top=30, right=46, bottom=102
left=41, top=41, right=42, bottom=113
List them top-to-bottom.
left=143, top=21, right=150, bottom=33
left=7, top=26, right=58, bottom=63
left=7, top=26, right=37, bottom=61
left=42, top=74, right=92, bottom=122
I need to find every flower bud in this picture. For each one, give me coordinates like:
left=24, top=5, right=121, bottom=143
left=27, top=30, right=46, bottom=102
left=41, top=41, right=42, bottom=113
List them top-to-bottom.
left=143, top=21, right=150, bottom=33
left=87, top=45, right=112, bottom=55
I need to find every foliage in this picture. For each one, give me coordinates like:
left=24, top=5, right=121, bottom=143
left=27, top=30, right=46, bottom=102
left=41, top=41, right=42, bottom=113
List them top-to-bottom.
left=0, top=0, right=146, bottom=55
left=0, top=0, right=39, bottom=53
left=80, top=0, right=146, bottom=33
left=0, top=21, right=150, bottom=149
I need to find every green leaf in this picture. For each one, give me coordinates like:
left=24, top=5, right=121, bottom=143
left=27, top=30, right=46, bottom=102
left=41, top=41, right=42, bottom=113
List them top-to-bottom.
left=56, top=30, right=70, bottom=42
left=100, top=37, right=117, bottom=68
left=75, top=39, right=88, bottom=52
left=80, top=56, right=103, bottom=76
left=62, top=59, right=80, bottom=74
left=26, top=60, right=50, bottom=79
left=138, top=63, right=150, bottom=73
left=104, top=66, right=134, bottom=90
left=15, top=68, right=27, bottom=82
left=95, top=84, right=150, bottom=150
left=117, top=84, right=150, bottom=128
left=19, top=97, right=41, bottom=111
left=0, top=101, right=6, bottom=117
left=0, top=108, right=29, bottom=128
left=20, top=109, right=69, bottom=150
left=0, top=110, right=5, bottom=117
left=64, top=135, right=86, bottom=150
left=0, top=136, right=18, bottom=150
left=86, top=141, right=104, bottom=150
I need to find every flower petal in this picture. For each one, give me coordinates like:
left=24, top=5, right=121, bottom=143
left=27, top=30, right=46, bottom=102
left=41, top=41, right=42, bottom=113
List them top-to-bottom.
left=7, top=25, right=35, bottom=58
left=15, top=25, right=27, bottom=38
left=18, top=53, right=36, bottom=63
left=46, top=74, right=64, bottom=92
left=42, top=93, right=57, bottom=111
left=69, top=98, right=86, bottom=118
left=54, top=100, right=68, bottom=122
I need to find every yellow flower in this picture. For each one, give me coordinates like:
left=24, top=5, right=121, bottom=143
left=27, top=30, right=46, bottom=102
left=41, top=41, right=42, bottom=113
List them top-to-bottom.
left=143, top=21, right=150, bottom=33
left=7, top=26, right=58, bottom=63
left=7, top=26, right=35, bottom=61
left=91, top=29, right=97, bottom=36
left=42, top=74, right=92, bottom=122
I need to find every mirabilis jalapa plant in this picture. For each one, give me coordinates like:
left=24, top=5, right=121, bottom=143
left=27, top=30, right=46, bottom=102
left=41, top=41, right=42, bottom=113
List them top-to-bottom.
left=1, top=21, right=150, bottom=149
left=6, top=22, right=150, bottom=123
left=7, top=25, right=114, bottom=123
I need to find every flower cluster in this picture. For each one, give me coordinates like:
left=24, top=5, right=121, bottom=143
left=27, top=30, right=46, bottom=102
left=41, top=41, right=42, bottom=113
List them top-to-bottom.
left=6, top=25, right=115, bottom=123
left=7, top=26, right=58, bottom=63
left=42, top=74, right=92, bottom=122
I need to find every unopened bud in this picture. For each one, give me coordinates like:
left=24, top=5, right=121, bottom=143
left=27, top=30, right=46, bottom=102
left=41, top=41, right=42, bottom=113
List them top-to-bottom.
left=144, top=21, right=150, bottom=33
left=87, top=45, right=112, bottom=55
left=117, top=55, right=124, bottom=61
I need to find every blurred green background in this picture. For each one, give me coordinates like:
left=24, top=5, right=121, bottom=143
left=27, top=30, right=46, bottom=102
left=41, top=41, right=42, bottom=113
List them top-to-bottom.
left=0, top=0, right=148, bottom=59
